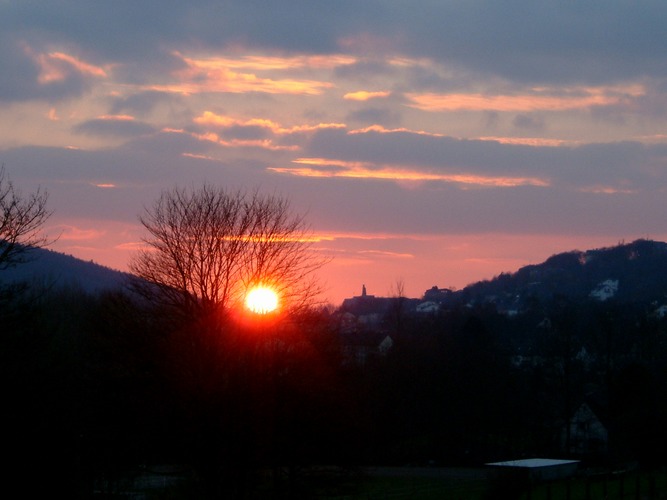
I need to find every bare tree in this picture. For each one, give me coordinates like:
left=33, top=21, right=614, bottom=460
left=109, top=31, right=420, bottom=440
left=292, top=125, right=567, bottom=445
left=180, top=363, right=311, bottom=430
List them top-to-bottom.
left=0, top=165, right=52, bottom=270
left=129, top=184, right=327, bottom=320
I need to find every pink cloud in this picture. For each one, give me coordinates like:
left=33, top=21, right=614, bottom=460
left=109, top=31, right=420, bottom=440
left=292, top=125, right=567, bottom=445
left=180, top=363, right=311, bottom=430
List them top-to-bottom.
left=29, top=49, right=107, bottom=84
left=144, top=53, right=337, bottom=95
left=406, top=85, right=644, bottom=112
left=344, top=90, right=391, bottom=101
left=194, top=111, right=345, bottom=135
left=96, top=114, right=136, bottom=121
left=348, top=124, right=443, bottom=137
left=191, top=131, right=301, bottom=151
left=477, top=136, right=578, bottom=147
left=270, top=157, right=550, bottom=187
left=52, top=224, right=105, bottom=241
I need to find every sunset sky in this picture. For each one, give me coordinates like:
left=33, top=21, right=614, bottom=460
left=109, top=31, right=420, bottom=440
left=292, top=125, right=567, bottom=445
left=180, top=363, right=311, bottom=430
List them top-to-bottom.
left=3, top=1, right=667, bottom=304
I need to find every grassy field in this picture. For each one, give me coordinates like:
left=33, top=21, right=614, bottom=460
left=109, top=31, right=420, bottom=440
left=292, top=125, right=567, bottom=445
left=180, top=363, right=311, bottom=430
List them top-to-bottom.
left=94, top=464, right=667, bottom=499
left=308, top=466, right=667, bottom=500
left=307, top=467, right=492, bottom=499
left=520, top=469, right=667, bottom=500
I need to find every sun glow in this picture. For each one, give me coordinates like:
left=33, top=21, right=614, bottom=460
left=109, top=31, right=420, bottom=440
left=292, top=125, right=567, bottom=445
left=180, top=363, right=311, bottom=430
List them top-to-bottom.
left=245, top=286, right=279, bottom=314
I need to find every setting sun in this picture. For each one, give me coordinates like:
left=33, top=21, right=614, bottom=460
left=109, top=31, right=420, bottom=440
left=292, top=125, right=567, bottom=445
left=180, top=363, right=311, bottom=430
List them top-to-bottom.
left=245, top=286, right=279, bottom=314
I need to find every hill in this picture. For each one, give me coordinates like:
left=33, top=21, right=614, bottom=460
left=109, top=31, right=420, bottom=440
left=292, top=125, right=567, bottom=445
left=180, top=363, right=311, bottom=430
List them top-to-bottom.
left=5, top=239, right=667, bottom=308
left=455, top=239, right=667, bottom=313
left=0, top=246, right=132, bottom=294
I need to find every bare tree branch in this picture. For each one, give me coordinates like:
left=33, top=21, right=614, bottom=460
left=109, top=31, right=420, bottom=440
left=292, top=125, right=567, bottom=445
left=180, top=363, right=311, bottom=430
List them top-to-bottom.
left=0, top=165, right=53, bottom=271
left=129, top=185, right=329, bottom=321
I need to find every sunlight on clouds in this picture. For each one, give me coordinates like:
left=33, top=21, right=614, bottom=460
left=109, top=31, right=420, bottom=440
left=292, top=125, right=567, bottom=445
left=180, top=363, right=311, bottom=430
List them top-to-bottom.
left=30, top=49, right=107, bottom=84
left=147, top=53, right=336, bottom=95
left=182, top=53, right=357, bottom=70
left=388, top=57, right=435, bottom=68
left=145, top=79, right=330, bottom=96
left=406, top=85, right=645, bottom=112
left=344, top=90, right=391, bottom=101
left=406, top=93, right=611, bottom=112
left=194, top=111, right=345, bottom=135
left=188, top=112, right=347, bottom=151
left=96, top=114, right=136, bottom=121
left=164, top=124, right=300, bottom=151
left=348, top=125, right=445, bottom=137
left=191, top=131, right=300, bottom=151
left=632, top=134, right=667, bottom=144
left=477, top=136, right=579, bottom=147
left=181, top=152, right=218, bottom=161
left=290, top=157, right=375, bottom=169
left=270, top=158, right=550, bottom=187
left=578, top=185, right=637, bottom=195
left=52, top=225, right=105, bottom=241
left=312, top=231, right=436, bottom=242
left=115, top=241, right=146, bottom=252
left=359, top=250, right=414, bottom=259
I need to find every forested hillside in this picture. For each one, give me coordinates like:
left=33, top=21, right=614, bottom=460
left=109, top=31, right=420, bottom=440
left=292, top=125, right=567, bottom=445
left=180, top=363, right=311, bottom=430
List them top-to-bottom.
left=2, top=240, right=667, bottom=496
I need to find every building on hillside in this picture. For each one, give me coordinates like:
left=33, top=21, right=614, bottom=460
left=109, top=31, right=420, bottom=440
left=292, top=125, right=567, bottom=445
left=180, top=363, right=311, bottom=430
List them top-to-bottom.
left=338, top=284, right=451, bottom=329
left=339, top=285, right=394, bottom=329
left=423, top=285, right=454, bottom=303
left=416, top=301, right=440, bottom=313
left=339, top=331, right=394, bottom=366
left=560, top=403, right=608, bottom=456
left=486, top=458, right=580, bottom=482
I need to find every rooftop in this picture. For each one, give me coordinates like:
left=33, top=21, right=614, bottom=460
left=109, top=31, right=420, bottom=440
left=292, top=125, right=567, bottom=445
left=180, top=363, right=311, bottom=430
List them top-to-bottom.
left=487, top=458, right=579, bottom=468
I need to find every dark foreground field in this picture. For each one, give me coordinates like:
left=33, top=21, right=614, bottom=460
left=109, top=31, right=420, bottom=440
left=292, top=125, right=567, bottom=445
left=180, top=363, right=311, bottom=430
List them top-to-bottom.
left=92, top=464, right=667, bottom=499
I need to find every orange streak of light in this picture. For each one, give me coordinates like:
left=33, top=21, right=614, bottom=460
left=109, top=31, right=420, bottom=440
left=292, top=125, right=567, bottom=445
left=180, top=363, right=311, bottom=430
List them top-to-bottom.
left=271, top=158, right=549, bottom=187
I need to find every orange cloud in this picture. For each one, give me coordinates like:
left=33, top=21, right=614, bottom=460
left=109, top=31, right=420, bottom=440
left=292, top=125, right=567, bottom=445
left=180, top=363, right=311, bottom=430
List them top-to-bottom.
left=32, top=50, right=107, bottom=84
left=148, top=53, right=337, bottom=95
left=183, top=53, right=357, bottom=71
left=388, top=56, right=433, bottom=68
left=406, top=85, right=644, bottom=112
left=344, top=90, right=391, bottom=101
left=193, top=111, right=345, bottom=135
left=96, top=114, right=135, bottom=121
left=348, top=124, right=444, bottom=137
left=161, top=126, right=299, bottom=152
left=191, top=131, right=300, bottom=151
left=631, top=134, right=667, bottom=144
left=477, top=136, right=579, bottom=147
left=181, top=152, right=218, bottom=161
left=270, top=157, right=550, bottom=187
left=578, top=185, right=637, bottom=194
left=52, top=224, right=105, bottom=241
left=311, top=231, right=427, bottom=242
left=115, top=241, right=147, bottom=252
left=359, top=249, right=414, bottom=259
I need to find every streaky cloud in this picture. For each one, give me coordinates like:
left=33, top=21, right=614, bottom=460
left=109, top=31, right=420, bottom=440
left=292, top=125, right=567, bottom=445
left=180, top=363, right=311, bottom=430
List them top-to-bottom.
left=406, top=88, right=635, bottom=112
left=344, top=90, right=391, bottom=101
left=271, top=157, right=550, bottom=188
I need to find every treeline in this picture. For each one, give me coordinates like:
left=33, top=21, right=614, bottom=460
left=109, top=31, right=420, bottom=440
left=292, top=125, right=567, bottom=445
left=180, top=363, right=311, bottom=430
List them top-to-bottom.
left=1, top=284, right=358, bottom=497
left=2, top=284, right=667, bottom=497
left=362, top=294, right=667, bottom=467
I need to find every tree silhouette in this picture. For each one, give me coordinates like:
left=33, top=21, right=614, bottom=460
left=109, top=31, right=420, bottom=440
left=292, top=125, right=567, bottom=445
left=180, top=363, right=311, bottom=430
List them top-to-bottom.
left=0, top=165, right=52, bottom=270
left=127, top=185, right=332, bottom=495
left=129, top=185, right=326, bottom=321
